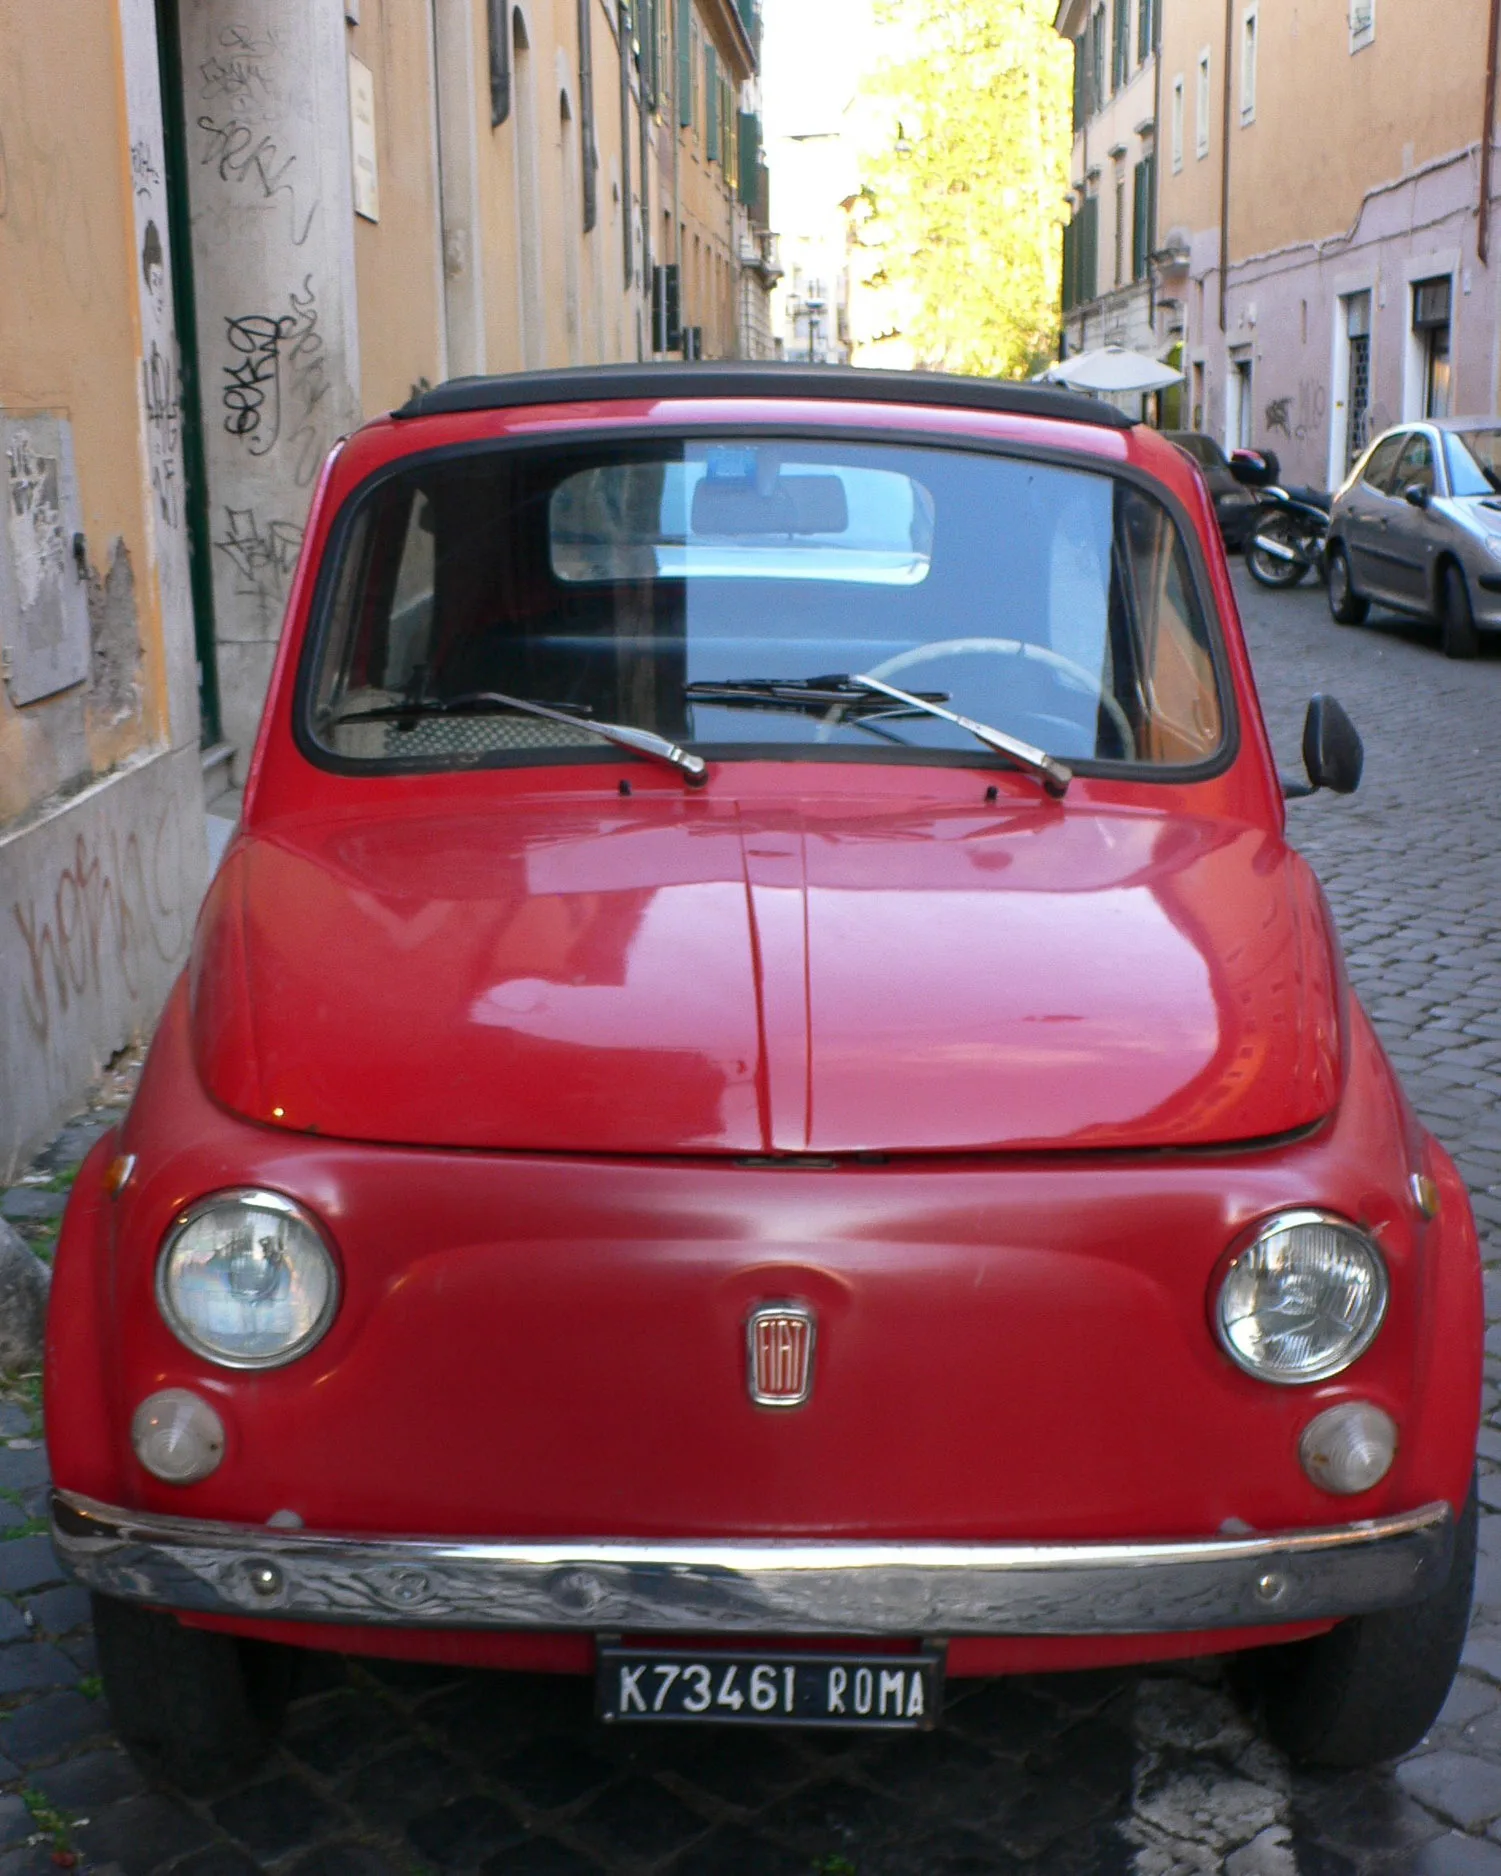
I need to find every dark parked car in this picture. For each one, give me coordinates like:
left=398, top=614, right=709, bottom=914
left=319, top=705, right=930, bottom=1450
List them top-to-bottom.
left=1165, top=431, right=1257, bottom=547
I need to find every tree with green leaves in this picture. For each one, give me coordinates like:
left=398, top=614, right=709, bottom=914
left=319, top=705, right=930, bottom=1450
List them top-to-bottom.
left=854, top=0, right=1072, bottom=379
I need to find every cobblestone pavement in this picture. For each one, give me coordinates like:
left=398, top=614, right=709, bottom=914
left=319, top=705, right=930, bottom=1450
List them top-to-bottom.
left=2, top=563, right=1500, bottom=1875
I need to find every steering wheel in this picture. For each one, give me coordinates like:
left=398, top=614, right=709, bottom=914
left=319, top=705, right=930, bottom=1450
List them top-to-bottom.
left=815, top=637, right=1136, bottom=754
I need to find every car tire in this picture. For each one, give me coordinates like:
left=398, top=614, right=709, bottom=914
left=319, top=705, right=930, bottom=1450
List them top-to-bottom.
left=1245, top=508, right=1311, bottom=588
left=1326, top=544, right=1369, bottom=625
left=1441, top=563, right=1481, bottom=660
left=1232, top=1480, right=1477, bottom=1768
left=92, top=1593, right=294, bottom=1793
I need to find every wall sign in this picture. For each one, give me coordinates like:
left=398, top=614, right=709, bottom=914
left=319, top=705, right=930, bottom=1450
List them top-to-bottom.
left=349, top=55, right=379, bottom=223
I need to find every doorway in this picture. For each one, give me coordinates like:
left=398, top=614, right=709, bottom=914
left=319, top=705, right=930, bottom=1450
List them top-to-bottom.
left=154, top=0, right=221, bottom=746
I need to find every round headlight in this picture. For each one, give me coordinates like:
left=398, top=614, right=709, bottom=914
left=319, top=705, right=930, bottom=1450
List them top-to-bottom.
left=157, top=1189, right=339, bottom=1369
left=1215, top=1210, right=1387, bottom=1384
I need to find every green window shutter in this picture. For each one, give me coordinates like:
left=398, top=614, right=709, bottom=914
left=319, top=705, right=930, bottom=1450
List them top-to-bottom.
left=487, top=0, right=511, bottom=125
left=640, top=0, right=656, bottom=108
left=677, top=0, right=692, bottom=127
left=1111, top=0, right=1126, bottom=90
left=1137, top=0, right=1152, bottom=64
left=1072, top=37, right=1086, bottom=130
left=706, top=44, right=719, bottom=160
left=738, top=110, right=760, bottom=201
left=1131, top=162, right=1146, bottom=280
left=1081, top=195, right=1097, bottom=303
left=1062, top=218, right=1076, bottom=313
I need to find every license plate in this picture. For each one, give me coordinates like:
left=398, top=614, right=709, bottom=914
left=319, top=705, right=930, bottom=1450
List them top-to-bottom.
left=596, top=1646, right=942, bottom=1729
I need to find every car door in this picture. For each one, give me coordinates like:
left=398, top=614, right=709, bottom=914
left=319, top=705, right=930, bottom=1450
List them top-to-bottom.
left=1381, top=430, right=1442, bottom=613
left=1343, top=432, right=1409, bottom=602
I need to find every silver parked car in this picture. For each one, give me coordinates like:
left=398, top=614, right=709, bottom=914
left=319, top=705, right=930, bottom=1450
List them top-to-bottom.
left=1326, top=419, right=1501, bottom=658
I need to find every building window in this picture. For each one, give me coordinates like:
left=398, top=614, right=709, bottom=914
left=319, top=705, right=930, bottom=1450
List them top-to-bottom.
left=1112, top=0, right=1130, bottom=91
left=1137, top=0, right=1155, bottom=63
left=1350, top=0, right=1375, bottom=53
left=1091, top=7, right=1106, bottom=114
left=1239, top=7, right=1257, bottom=123
left=1073, top=36, right=1087, bottom=131
left=1195, top=49, right=1211, bottom=158
left=1171, top=75, right=1185, bottom=171
left=1132, top=153, right=1155, bottom=282
left=1114, top=169, right=1126, bottom=286
left=1413, top=276, right=1452, bottom=419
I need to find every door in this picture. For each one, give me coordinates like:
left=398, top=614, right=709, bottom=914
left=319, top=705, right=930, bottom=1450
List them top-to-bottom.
left=155, top=0, right=221, bottom=745
left=1342, top=431, right=1407, bottom=603
left=1382, top=431, right=1442, bottom=613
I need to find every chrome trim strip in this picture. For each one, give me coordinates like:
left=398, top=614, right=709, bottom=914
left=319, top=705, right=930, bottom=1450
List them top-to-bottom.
left=51, top=1492, right=1453, bottom=1637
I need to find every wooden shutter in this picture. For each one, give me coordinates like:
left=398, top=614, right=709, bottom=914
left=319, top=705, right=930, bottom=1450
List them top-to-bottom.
left=488, top=0, right=511, bottom=126
left=578, top=0, right=597, bottom=232
left=677, top=0, right=692, bottom=127
left=1112, top=0, right=1127, bottom=90
left=1137, top=0, right=1153, bottom=63
left=705, top=44, right=719, bottom=160
left=738, top=110, right=760, bottom=203
left=1131, top=162, right=1147, bottom=280
left=1081, top=195, right=1098, bottom=304
left=1062, top=218, right=1077, bottom=313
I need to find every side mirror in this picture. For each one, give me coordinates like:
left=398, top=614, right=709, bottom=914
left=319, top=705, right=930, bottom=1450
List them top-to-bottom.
left=1403, top=482, right=1430, bottom=509
left=1297, top=694, right=1363, bottom=795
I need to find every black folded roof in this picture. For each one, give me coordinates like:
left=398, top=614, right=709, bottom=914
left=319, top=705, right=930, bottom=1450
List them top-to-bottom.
left=391, top=362, right=1136, bottom=431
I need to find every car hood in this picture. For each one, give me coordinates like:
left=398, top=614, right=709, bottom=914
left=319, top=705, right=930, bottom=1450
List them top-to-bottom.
left=190, top=794, right=1343, bottom=1156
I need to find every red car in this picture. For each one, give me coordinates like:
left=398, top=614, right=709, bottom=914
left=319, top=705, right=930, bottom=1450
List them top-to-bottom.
left=47, top=366, right=1481, bottom=1791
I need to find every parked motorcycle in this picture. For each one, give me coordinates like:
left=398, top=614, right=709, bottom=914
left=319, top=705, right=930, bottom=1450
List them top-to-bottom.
left=1231, top=449, right=1333, bottom=590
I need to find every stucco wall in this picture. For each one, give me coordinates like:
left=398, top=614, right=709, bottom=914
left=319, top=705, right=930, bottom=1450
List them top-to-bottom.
left=348, top=0, right=449, bottom=414
left=0, top=2, right=167, bottom=823
left=1, top=743, right=207, bottom=1181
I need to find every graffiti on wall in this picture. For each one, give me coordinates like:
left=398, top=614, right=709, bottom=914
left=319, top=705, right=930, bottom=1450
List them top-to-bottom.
left=198, top=24, right=283, bottom=110
left=197, top=115, right=315, bottom=247
left=221, top=276, right=329, bottom=486
left=1264, top=381, right=1328, bottom=445
left=5, top=431, right=67, bottom=614
left=213, top=506, right=304, bottom=629
left=11, top=808, right=187, bottom=1048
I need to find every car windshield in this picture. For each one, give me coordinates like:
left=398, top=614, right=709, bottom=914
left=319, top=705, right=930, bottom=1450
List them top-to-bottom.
left=1444, top=429, right=1501, bottom=497
left=306, top=437, right=1224, bottom=774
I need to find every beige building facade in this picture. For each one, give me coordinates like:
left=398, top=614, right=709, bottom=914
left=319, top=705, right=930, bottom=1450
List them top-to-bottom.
left=1, top=0, right=773, bottom=1177
left=1057, top=0, right=1161, bottom=366
left=1154, top=0, right=1501, bottom=487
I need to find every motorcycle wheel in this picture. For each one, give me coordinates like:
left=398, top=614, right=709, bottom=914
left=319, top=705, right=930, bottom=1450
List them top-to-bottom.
left=1246, top=508, right=1311, bottom=589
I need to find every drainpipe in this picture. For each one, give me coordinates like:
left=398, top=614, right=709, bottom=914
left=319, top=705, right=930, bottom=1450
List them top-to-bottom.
left=1218, top=0, right=1232, bottom=331
left=1481, top=0, right=1500, bottom=265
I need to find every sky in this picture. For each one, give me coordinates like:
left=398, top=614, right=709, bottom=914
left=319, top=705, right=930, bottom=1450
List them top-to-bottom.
left=760, top=0, right=880, bottom=141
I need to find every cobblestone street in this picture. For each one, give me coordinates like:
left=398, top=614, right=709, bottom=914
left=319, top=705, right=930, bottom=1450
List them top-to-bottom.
left=1, top=563, right=1499, bottom=1876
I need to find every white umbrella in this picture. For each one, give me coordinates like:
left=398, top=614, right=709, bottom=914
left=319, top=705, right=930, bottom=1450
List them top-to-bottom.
left=1046, top=347, right=1184, bottom=394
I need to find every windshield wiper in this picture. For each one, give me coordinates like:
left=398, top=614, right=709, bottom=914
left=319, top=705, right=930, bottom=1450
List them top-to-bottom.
left=688, top=674, right=1071, bottom=797
left=686, top=676, right=949, bottom=715
left=329, top=689, right=708, bottom=786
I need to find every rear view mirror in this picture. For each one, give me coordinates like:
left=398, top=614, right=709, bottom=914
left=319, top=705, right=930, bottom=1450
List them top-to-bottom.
left=691, top=473, right=850, bottom=537
left=1403, top=483, right=1430, bottom=509
left=1300, top=694, right=1363, bottom=795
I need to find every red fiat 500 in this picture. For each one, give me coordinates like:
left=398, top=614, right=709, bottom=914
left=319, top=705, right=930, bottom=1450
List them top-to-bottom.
left=47, top=366, right=1481, bottom=1790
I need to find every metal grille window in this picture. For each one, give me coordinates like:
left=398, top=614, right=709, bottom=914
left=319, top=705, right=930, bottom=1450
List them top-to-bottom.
left=1344, top=293, right=1371, bottom=470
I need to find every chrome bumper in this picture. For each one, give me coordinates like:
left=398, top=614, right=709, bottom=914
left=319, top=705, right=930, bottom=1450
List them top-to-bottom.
left=51, top=1490, right=1453, bottom=1637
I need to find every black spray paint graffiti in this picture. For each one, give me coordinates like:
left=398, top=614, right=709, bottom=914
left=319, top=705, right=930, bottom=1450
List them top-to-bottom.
left=197, top=23, right=282, bottom=109
left=197, top=116, right=315, bottom=247
left=130, top=139, right=161, bottom=198
left=283, top=275, right=329, bottom=488
left=221, top=276, right=329, bottom=484
left=222, top=311, right=295, bottom=452
left=142, top=344, right=182, bottom=530
left=1264, top=383, right=1328, bottom=445
left=214, top=507, right=304, bottom=630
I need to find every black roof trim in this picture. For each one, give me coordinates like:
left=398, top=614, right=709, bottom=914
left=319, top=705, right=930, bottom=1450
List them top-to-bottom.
left=390, top=363, right=1137, bottom=431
